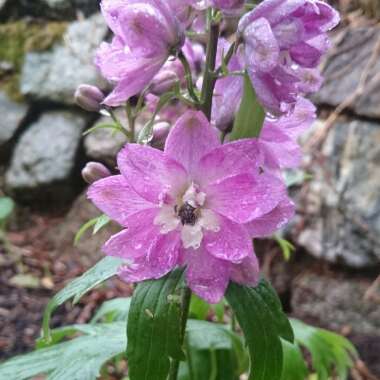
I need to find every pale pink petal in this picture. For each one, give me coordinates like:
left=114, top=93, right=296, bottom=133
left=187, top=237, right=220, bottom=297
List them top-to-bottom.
left=243, top=17, right=279, bottom=72
left=164, top=110, right=220, bottom=175
left=193, top=143, right=257, bottom=187
left=117, top=144, right=188, bottom=203
left=206, top=173, right=285, bottom=223
left=87, top=175, right=156, bottom=226
left=245, top=198, right=295, bottom=237
left=103, top=209, right=160, bottom=259
left=204, top=215, right=252, bottom=263
left=118, top=230, right=181, bottom=282
left=185, top=246, right=230, bottom=304
left=230, top=253, right=260, bottom=287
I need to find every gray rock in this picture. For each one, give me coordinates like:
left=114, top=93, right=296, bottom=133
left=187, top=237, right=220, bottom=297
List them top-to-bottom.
left=14, top=0, right=99, bottom=19
left=20, top=14, right=107, bottom=105
left=314, top=27, right=380, bottom=119
left=0, top=92, right=28, bottom=162
left=5, top=111, right=87, bottom=204
left=84, top=117, right=128, bottom=168
left=297, top=118, right=380, bottom=268
left=292, top=272, right=380, bottom=336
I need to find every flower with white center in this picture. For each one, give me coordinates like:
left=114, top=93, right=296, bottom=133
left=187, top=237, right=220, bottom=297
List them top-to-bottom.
left=88, top=111, right=294, bottom=303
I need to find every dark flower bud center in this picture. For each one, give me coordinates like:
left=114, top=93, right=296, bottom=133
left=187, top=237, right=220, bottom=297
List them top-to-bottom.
left=177, top=203, right=198, bottom=226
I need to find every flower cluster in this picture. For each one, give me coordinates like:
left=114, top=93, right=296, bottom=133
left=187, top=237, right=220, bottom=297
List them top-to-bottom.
left=83, top=0, right=339, bottom=302
left=89, top=111, right=293, bottom=302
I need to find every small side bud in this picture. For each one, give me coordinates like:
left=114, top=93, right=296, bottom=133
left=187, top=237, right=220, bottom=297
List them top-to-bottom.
left=75, top=84, right=105, bottom=112
left=151, top=122, right=171, bottom=149
left=82, top=162, right=111, bottom=184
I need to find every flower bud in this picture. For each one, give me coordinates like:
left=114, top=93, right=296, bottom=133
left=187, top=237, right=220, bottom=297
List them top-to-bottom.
left=75, top=85, right=105, bottom=112
left=151, top=122, right=171, bottom=149
left=82, top=162, right=111, bottom=184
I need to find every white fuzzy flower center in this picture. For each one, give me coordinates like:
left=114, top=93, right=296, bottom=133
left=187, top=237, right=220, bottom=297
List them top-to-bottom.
left=154, top=183, right=220, bottom=249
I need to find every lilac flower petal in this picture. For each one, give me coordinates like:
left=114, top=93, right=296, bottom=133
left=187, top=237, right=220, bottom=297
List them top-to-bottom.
left=238, top=0, right=305, bottom=31
left=243, top=17, right=279, bottom=72
left=290, top=36, right=329, bottom=68
left=100, top=54, right=166, bottom=106
left=296, top=67, right=323, bottom=94
left=164, top=110, right=220, bottom=175
left=259, top=125, right=302, bottom=169
left=193, top=143, right=257, bottom=187
left=117, top=144, right=188, bottom=203
left=207, top=173, right=285, bottom=223
left=87, top=175, right=156, bottom=226
left=245, top=198, right=295, bottom=237
left=103, top=209, right=160, bottom=259
left=204, top=215, right=252, bottom=263
left=118, top=230, right=181, bottom=282
left=185, top=246, right=230, bottom=304
left=230, top=253, right=259, bottom=287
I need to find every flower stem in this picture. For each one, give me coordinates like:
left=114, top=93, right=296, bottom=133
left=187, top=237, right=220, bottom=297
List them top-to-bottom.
left=201, top=12, right=220, bottom=120
left=178, top=51, right=199, bottom=104
left=168, top=286, right=192, bottom=380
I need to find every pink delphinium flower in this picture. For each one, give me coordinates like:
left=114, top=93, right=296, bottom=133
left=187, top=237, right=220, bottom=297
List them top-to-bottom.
left=95, top=0, right=185, bottom=106
left=238, top=0, right=339, bottom=113
left=88, top=111, right=294, bottom=303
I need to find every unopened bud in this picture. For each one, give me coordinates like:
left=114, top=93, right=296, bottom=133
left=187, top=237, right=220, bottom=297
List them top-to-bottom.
left=75, top=84, right=105, bottom=112
left=151, top=122, right=171, bottom=149
left=82, top=162, right=111, bottom=184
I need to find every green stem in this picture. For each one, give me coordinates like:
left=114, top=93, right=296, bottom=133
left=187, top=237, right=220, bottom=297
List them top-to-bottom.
left=200, top=14, right=220, bottom=120
left=178, top=51, right=199, bottom=103
left=125, top=100, right=135, bottom=142
left=168, top=286, right=192, bottom=380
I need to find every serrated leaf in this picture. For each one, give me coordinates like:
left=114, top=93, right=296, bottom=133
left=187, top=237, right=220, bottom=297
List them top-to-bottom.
left=229, top=71, right=265, bottom=141
left=0, top=196, right=14, bottom=221
left=42, top=257, right=123, bottom=342
left=126, top=269, right=185, bottom=380
left=226, top=279, right=294, bottom=380
left=189, top=294, right=210, bottom=320
left=91, top=297, right=131, bottom=324
left=291, top=319, right=357, bottom=380
left=179, top=320, right=247, bottom=380
left=0, top=322, right=126, bottom=380
left=281, top=340, right=308, bottom=380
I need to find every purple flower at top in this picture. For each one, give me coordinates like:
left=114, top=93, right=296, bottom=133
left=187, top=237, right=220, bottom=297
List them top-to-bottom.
left=96, top=0, right=185, bottom=106
left=211, top=0, right=245, bottom=14
left=238, top=0, right=339, bottom=113
left=88, top=110, right=294, bottom=303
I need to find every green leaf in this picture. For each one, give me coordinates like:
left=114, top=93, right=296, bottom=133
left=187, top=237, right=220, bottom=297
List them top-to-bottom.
left=229, top=71, right=265, bottom=141
left=83, top=123, right=127, bottom=137
left=0, top=196, right=14, bottom=221
left=74, top=214, right=110, bottom=245
left=93, top=214, right=110, bottom=234
left=74, top=217, right=98, bottom=245
left=275, top=236, right=295, bottom=261
left=42, top=257, right=123, bottom=342
left=127, top=269, right=185, bottom=380
left=226, top=279, right=294, bottom=380
left=189, top=294, right=210, bottom=320
left=91, top=297, right=131, bottom=324
left=290, top=319, right=357, bottom=380
left=179, top=320, right=247, bottom=380
left=0, top=322, right=126, bottom=380
left=280, top=340, right=308, bottom=380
